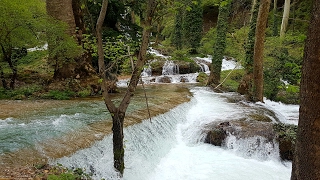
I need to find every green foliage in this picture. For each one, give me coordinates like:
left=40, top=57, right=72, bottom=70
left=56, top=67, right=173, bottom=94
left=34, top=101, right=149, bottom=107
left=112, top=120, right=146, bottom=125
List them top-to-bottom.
left=0, top=0, right=48, bottom=89
left=0, top=0, right=47, bottom=49
left=182, top=0, right=203, bottom=54
left=209, top=0, right=232, bottom=85
left=244, top=0, right=259, bottom=72
left=172, top=9, right=183, bottom=50
left=46, top=19, right=83, bottom=70
left=225, top=27, right=249, bottom=61
left=199, top=28, right=216, bottom=55
left=263, top=34, right=304, bottom=102
left=87, top=35, right=140, bottom=75
left=171, top=49, right=193, bottom=62
left=18, top=50, right=48, bottom=66
left=220, top=69, right=245, bottom=92
left=196, top=72, right=208, bottom=85
left=0, top=85, right=42, bottom=100
left=276, top=85, right=300, bottom=104
left=77, top=87, right=92, bottom=98
left=42, top=90, right=76, bottom=100
left=273, top=123, right=297, bottom=143
left=46, top=164, right=92, bottom=180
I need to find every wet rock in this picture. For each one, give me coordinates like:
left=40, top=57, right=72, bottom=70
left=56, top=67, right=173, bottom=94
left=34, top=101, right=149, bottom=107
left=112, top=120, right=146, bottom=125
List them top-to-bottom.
left=157, top=76, right=171, bottom=83
left=180, top=77, right=189, bottom=83
left=204, top=118, right=297, bottom=161
left=204, top=122, right=230, bottom=146
left=273, top=123, right=297, bottom=161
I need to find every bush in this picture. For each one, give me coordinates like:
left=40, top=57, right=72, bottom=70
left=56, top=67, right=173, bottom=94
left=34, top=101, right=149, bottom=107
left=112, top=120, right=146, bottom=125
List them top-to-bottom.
left=171, top=49, right=193, bottom=62
left=220, top=69, right=244, bottom=92
left=196, top=72, right=208, bottom=85
left=0, top=85, right=42, bottom=100
left=276, top=85, right=300, bottom=104
left=77, top=88, right=91, bottom=98
left=42, top=90, right=75, bottom=100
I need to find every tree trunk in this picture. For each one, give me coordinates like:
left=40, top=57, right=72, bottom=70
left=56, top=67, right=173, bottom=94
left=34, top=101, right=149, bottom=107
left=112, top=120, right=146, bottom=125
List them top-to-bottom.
left=46, top=0, right=76, bottom=36
left=47, top=0, right=96, bottom=80
left=96, top=0, right=157, bottom=175
left=207, top=0, right=232, bottom=87
left=237, top=0, right=259, bottom=100
left=252, top=0, right=270, bottom=102
left=272, top=0, right=278, bottom=36
left=280, top=0, right=290, bottom=38
left=291, top=0, right=320, bottom=179
left=0, top=44, right=17, bottom=90
left=0, top=65, right=7, bottom=89
left=112, top=112, right=125, bottom=174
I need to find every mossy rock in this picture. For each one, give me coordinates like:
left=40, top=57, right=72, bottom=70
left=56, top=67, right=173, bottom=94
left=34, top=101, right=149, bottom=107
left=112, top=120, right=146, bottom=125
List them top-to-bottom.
left=273, top=123, right=297, bottom=161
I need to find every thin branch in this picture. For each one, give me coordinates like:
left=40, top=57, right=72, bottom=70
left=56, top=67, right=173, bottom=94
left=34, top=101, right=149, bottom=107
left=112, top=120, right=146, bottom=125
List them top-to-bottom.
left=214, top=62, right=241, bottom=90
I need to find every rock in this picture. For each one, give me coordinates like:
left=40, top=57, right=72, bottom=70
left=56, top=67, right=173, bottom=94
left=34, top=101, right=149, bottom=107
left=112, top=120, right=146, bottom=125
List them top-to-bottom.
left=157, top=76, right=171, bottom=83
left=204, top=122, right=230, bottom=146
left=273, top=123, right=297, bottom=161
left=205, top=128, right=227, bottom=146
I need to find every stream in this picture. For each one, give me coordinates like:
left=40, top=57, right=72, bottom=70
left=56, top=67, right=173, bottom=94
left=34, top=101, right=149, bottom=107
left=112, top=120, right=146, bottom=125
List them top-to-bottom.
left=0, top=48, right=299, bottom=179
left=55, top=87, right=295, bottom=179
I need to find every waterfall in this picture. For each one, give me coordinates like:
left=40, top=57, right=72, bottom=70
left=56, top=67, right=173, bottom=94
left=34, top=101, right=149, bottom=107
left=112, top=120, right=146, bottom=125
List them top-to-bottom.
left=162, top=60, right=179, bottom=75
left=141, top=65, right=152, bottom=77
left=55, top=87, right=292, bottom=180
left=55, top=101, right=193, bottom=180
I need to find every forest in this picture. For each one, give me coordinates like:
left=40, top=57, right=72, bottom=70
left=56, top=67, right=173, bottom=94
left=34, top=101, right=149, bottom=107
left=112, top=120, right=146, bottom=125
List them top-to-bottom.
left=0, top=0, right=319, bottom=179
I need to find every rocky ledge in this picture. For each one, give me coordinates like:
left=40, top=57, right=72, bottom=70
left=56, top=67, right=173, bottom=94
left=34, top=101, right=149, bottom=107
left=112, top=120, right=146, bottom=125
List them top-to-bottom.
left=203, top=99, right=297, bottom=161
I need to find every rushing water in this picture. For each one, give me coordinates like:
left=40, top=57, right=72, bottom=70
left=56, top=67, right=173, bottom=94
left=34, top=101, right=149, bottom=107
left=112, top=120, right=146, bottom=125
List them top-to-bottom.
left=0, top=85, right=191, bottom=168
left=55, top=87, right=293, bottom=180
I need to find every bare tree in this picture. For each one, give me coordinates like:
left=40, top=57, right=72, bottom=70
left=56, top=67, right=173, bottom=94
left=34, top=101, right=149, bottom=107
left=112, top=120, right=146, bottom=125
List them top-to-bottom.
left=96, top=0, right=158, bottom=175
left=252, top=0, right=271, bottom=102
left=280, top=0, right=290, bottom=38
left=291, top=0, right=320, bottom=179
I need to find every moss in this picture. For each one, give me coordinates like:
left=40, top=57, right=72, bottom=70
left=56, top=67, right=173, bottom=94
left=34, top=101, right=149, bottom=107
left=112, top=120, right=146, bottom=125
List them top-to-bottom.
left=220, top=69, right=245, bottom=92
left=196, top=72, right=208, bottom=85
left=248, top=113, right=272, bottom=122
left=273, top=123, right=297, bottom=160
left=114, top=148, right=125, bottom=174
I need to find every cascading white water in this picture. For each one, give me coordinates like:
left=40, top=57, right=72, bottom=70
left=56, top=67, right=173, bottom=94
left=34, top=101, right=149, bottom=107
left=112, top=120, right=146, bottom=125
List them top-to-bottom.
left=162, top=60, right=179, bottom=75
left=141, top=65, right=152, bottom=77
left=55, top=87, right=292, bottom=180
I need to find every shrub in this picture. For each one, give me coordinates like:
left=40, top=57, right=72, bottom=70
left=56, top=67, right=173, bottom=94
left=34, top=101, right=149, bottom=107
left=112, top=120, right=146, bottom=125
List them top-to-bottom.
left=196, top=72, right=208, bottom=85
left=42, top=90, right=75, bottom=100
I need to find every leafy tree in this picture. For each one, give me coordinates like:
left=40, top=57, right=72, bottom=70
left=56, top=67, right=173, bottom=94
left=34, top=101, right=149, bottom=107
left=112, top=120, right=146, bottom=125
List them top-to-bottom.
left=0, top=0, right=47, bottom=89
left=46, top=0, right=96, bottom=80
left=182, top=0, right=203, bottom=54
left=207, top=0, right=232, bottom=86
left=237, top=0, right=259, bottom=100
left=172, top=8, right=183, bottom=50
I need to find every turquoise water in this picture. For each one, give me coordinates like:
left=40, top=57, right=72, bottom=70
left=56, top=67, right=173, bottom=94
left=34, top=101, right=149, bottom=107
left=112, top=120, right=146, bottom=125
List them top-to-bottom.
left=0, top=99, right=110, bottom=154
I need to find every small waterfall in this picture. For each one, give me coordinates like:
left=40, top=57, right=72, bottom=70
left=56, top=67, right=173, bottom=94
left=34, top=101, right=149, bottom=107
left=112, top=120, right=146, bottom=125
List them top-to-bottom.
left=162, top=60, right=179, bottom=75
left=197, top=62, right=210, bottom=72
left=141, top=65, right=152, bottom=77
left=55, top=101, right=193, bottom=180
left=225, top=135, right=280, bottom=161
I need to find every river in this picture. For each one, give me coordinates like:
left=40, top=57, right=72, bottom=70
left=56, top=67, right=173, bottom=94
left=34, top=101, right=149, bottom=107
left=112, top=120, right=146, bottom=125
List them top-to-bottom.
left=55, top=87, right=295, bottom=179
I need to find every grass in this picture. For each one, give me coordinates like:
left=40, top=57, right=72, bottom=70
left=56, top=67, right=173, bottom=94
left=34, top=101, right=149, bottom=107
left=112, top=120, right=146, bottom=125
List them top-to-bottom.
left=220, top=69, right=244, bottom=92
